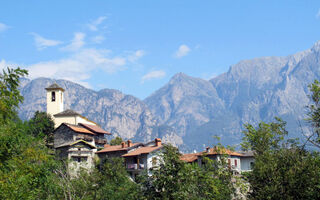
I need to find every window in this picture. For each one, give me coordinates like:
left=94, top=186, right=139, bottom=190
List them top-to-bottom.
left=51, top=91, right=56, bottom=102
left=72, top=156, right=87, bottom=162
left=152, top=157, right=157, bottom=166
left=234, top=159, right=237, bottom=166
left=250, top=162, right=254, bottom=169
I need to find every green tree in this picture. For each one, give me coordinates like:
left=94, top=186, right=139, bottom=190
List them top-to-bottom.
left=0, top=67, right=27, bottom=124
left=0, top=67, right=59, bottom=199
left=306, top=79, right=320, bottom=147
left=27, top=111, right=55, bottom=145
left=242, top=117, right=288, bottom=155
left=242, top=118, right=320, bottom=200
left=110, top=136, right=123, bottom=145
left=139, top=145, right=235, bottom=200
left=49, top=158, right=140, bottom=200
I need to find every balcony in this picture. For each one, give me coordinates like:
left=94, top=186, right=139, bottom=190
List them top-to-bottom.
left=76, top=135, right=93, bottom=141
left=95, top=138, right=107, bottom=145
left=126, top=163, right=145, bottom=170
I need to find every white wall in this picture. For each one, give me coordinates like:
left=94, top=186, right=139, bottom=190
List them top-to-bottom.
left=47, top=90, right=64, bottom=117
left=54, top=115, right=96, bottom=128
left=54, top=116, right=76, bottom=128
left=75, top=116, right=96, bottom=125
left=240, top=157, right=255, bottom=172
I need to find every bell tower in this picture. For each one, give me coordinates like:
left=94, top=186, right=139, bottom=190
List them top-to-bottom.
left=45, top=83, right=65, bottom=117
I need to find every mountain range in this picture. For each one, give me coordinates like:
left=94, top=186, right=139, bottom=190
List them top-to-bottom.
left=18, top=42, right=320, bottom=152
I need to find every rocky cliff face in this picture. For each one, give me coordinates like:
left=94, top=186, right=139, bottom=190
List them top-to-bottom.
left=18, top=42, right=320, bottom=152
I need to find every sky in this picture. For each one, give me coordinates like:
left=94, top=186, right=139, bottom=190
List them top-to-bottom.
left=1, top=1, right=320, bottom=99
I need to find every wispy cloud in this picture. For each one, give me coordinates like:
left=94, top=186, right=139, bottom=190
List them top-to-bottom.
left=316, top=9, right=320, bottom=19
left=87, top=16, right=107, bottom=31
left=0, top=23, right=9, bottom=32
left=61, top=32, right=85, bottom=51
left=30, top=33, right=62, bottom=50
left=91, top=35, right=105, bottom=44
left=174, top=44, right=191, bottom=58
left=24, top=48, right=144, bottom=88
left=27, top=48, right=126, bottom=86
left=128, top=50, right=145, bottom=62
left=0, top=59, right=19, bottom=71
left=141, top=70, right=166, bottom=83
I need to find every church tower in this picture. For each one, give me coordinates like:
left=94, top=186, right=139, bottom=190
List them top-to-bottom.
left=45, top=83, right=65, bottom=117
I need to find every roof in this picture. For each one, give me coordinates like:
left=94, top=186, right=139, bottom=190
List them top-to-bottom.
left=45, top=83, right=65, bottom=91
left=54, top=109, right=80, bottom=117
left=61, top=123, right=95, bottom=135
left=79, top=123, right=111, bottom=135
left=56, top=139, right=96, bottom=149
left=96, top=143, right=141, bottom=154
left=122, top=145, right=163, bottom=157
left=204, top=147, right=243, bottom=157
left=238, top=151, right=254, bottom=157
left=180, top=153, right=201, bottom=163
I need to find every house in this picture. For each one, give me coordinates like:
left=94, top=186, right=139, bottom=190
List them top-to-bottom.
left=46, top=83, right=111, bottom=174
left=53, top=123, right=110, bottom=149
left=96, top=138, right=164, bottom=180
left=122, top=138, right=163, bottom=179
left=55, top=140, right=96, bottom=176
left=96, top=140, right=143, bottom=160
left=180, top=147, right=254, bottom=174
left=199, top=147, right=243, bottom=174
left=239, top=151, right=254, bottom=172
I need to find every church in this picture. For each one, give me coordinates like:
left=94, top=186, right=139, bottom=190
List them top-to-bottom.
left=45, top=83, right=111, bottom=174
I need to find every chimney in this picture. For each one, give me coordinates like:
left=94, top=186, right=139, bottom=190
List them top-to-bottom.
left=155, top=138, right=162, bottom=146
left=127, top=140, right=132, bottom=147
left=121, top=141, right=125, bottom=148
left=206, top=147, right=210, bottom=153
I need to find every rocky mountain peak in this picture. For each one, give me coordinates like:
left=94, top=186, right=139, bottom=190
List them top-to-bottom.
left=311, top=40, right=320, bottom=52
left=169, top=72, right=190, bottom=84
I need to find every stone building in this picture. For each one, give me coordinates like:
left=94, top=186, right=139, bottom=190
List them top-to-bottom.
left=46, top=83, right=111, bottom=174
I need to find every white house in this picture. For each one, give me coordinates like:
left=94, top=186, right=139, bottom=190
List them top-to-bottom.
left=96, top=138, right=163, bottom=180
left=181, top=147, right=255, bottom=174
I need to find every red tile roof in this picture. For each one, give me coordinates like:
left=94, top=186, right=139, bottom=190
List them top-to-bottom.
left=64, top=123, right=95, bottom=135
left=79, top=123, right=111, bottom=135
left=96, top=143, right=140, bottom=154
left=122, top=145, right=163, bottom=157
left=204, top=147, right=243, bottom=157
left=180, top=148, right=243, bottom=163
left=180, top=153, right=201, bottom=163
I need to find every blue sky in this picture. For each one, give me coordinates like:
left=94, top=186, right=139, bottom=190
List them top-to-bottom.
left=1, top=1, right=320, bottom=99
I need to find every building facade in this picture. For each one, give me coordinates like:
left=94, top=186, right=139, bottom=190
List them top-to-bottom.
left=46, top=83, right=111, bottom=175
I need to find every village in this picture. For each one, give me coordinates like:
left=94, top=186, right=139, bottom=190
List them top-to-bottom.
left=47, top=83, right=255, bottom=179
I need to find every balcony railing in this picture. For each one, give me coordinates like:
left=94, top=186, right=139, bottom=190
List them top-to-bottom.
left=76, top=135, right=93, bottom=141
left=95, top=138, right=107, bottom=144
left=126, top=163, right=145, bottom=170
